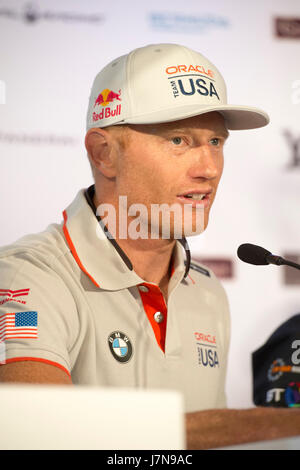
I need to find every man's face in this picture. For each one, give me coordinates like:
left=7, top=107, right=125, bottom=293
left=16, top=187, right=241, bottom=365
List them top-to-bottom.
left=114, top=111, right=228, bottom=239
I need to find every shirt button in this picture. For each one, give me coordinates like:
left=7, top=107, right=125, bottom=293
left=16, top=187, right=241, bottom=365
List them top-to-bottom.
left=138, top=285, right=149, bottom=293
left=154, top=311, right=164, bottom=323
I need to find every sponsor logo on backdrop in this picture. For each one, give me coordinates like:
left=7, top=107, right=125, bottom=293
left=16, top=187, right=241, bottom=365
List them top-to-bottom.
left=0, top=3, right=104, bottom=25
left=149, top=12, right=230, bottom=34
left=275, top=17, right=300, bottom=39
left=93, top=88, right=122, bottom=122
left=282, top=130, right=300, bottom=168
left=0, top=132, right=77, bottom=146
left=283, top=254, right=300, bottom=285
left=192, top=257, right=233, bottom=279
left=194, top=331, right=219, bottom=368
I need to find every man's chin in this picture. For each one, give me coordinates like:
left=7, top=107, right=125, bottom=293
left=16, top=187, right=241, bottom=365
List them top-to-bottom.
left=178, top=214, right=207, bottom=238
left=163, top=221, right=207, bottom=239
left=181, top=225, right=207, bottom=238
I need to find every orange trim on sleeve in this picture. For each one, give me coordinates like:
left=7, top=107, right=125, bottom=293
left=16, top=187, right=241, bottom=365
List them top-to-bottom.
left=62, top=210, right=100, bottom=288
left=2, top=357, right=71, bottom=378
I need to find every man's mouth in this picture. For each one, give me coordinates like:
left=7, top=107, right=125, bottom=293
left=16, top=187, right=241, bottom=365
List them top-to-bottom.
left=176, top=189, right=213, bottom=207
left=182, top=194, right=206, bottom=201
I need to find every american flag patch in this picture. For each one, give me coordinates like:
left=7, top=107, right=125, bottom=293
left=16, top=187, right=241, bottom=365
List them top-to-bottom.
left=0, top=311, right=38, bottom=341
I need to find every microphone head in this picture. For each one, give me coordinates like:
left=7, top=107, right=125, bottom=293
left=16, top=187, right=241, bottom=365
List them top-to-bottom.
left=237, top=243, right=272, bottom=265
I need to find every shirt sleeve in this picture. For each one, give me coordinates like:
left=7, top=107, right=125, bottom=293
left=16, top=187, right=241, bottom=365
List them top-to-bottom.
left=0, top=250, right=79, bottom=376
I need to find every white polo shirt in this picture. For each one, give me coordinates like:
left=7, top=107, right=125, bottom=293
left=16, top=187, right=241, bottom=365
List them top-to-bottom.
left=0, top=186, right=230, bottom=412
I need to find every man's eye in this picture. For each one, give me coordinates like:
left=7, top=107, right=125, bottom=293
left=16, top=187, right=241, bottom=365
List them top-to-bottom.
left=171, top=137, right=182, bottom=145
left=210, top=138, right=220, bottom=146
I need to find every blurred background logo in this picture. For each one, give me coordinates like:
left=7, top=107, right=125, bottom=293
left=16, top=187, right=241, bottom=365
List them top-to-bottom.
left=0, top=2, right=104, bottom=25
left=148, top=12, right=230, bottom=34
left=275, top=17, right=300, bottom=39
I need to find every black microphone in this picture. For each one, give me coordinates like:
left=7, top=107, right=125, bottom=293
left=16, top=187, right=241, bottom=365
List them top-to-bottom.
left=237, top=243, right=300, bottom=270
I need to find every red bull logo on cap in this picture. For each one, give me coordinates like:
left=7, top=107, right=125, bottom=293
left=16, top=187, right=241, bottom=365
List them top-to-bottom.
left=93, top=88, right=122, bottom=123
left=94, top=88, right=121, bottom=107
left=93, top=104, right=122, bottom=122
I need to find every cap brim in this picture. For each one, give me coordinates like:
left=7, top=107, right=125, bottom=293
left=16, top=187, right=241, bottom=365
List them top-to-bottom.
left=122, top=104, right=269, bottom=130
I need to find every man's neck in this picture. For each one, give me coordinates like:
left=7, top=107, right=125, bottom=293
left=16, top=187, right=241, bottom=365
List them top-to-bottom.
left=93, top=191, right=176, bottom=301
left=117, top=236, right=176, bottom=290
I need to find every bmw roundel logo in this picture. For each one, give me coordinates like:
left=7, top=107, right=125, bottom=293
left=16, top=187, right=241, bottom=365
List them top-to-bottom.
left=108, top=331, right=133, bottom=363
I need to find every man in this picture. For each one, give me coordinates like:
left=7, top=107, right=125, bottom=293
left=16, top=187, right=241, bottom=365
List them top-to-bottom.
left=0, top=44, right=299, bottom=449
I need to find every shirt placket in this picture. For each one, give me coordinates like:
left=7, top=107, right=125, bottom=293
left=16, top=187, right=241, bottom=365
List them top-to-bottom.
left=137, top=283, right=168, bottom=353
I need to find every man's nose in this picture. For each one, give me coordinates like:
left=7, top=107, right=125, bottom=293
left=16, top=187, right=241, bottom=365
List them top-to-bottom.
left=186, top=145, right=220, bottom=180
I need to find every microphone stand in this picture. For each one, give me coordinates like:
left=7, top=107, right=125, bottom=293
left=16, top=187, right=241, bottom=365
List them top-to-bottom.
left=266, top=254, right=300, bottom=270
left=284, top=259, right=300, bottom=271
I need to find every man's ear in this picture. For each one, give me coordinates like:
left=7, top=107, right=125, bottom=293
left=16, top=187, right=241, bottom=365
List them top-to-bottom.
left=85, top=128, right=117, bottom=178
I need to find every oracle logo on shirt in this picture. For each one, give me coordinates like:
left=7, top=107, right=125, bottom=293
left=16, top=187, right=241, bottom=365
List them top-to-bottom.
left=194, top=331, right=219, bottom=368
left=194, top=331, right=216, bottom=345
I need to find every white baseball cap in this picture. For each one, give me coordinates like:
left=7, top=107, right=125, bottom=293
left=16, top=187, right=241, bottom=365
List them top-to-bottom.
left=86, top=43, right=269, bottom=131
